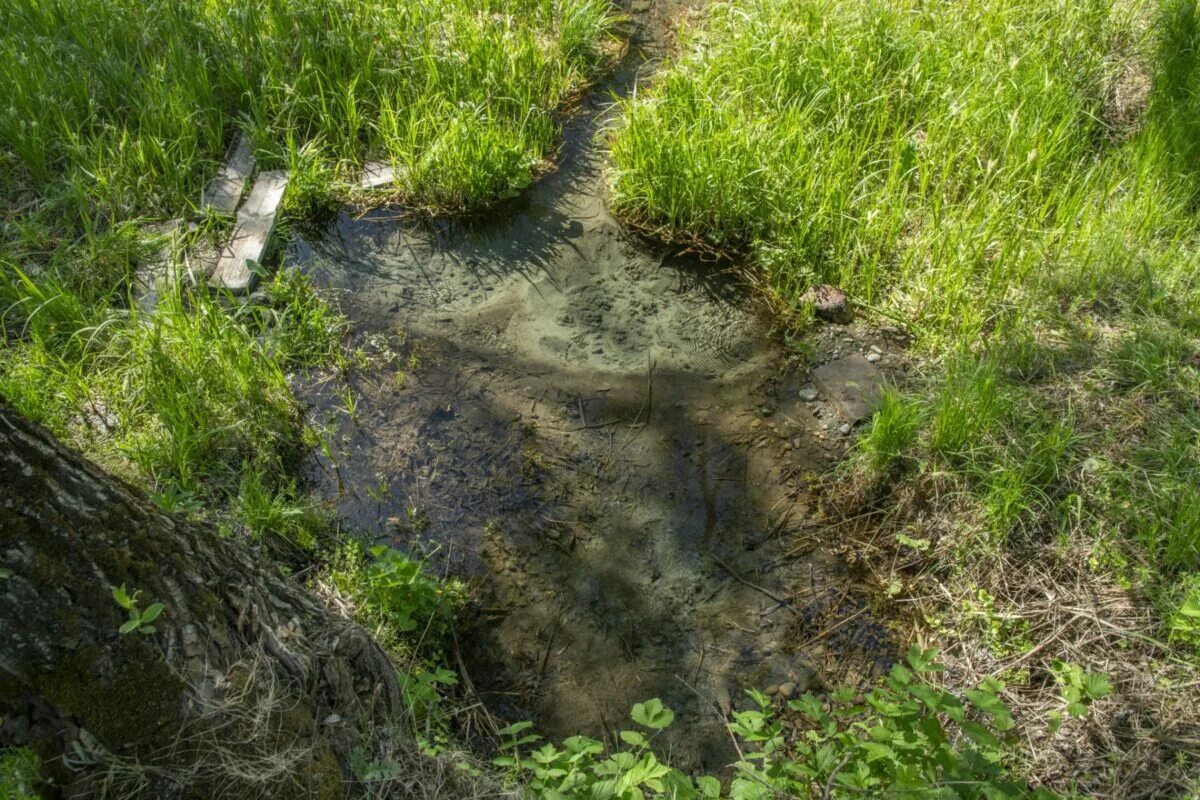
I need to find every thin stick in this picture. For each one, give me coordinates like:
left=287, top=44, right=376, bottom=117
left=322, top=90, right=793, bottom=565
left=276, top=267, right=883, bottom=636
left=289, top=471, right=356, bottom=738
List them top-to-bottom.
left=707, top=550, right=793, bottom=610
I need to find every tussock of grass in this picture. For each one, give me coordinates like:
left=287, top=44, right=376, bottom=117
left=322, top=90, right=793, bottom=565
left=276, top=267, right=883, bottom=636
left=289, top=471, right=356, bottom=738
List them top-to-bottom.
left=1, top=0, right=618, bottom=545
left=2, top=0, right=618, bottom=233
left=612, top=0, right=1200, bottom=792
left=0, top=264, right=343, bottom=551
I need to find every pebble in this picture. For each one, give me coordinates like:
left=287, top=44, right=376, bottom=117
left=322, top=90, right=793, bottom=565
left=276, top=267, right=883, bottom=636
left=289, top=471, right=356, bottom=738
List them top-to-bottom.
left=869, top=344, right=882, bottom=354
left=866, top=352, right=882, bottom=363
left=799, top=388, right=819, bottom=402
left=839, top=423, right=852, bottom=436
left=779, top=681, right=798, bottom=699
left=765, top=684, right=780, bottom=696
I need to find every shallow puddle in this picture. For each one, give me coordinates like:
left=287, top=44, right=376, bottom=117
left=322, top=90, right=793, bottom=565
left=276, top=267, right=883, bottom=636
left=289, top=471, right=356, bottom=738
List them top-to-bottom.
left=288, top=1, right=893, bottom=770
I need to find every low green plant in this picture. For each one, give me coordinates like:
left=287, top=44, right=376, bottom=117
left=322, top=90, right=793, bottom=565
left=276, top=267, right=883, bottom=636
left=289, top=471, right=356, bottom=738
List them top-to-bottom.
left=859, top=388, right=924, bottom=475
left=232, top=468, right=328, bottom=556
left=326, top=541, right=463, bottom=654
left=363, top=545, right=454, bottom=635
left=1166, top=577, right=1200, bottom=647
left=109, top=584, right=165, bottom=636
left=728, top=647, right=1052, bottom=799
left=494, top=649, right=1068, bottom=799
left=1049, top=661, right=1113, bottom=731
left=495, top=703, right=711, bottom=799
left=0, top=747, right=41, bottom=800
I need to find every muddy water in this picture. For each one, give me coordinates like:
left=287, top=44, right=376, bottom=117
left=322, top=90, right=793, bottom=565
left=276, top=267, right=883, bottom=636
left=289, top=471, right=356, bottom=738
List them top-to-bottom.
left=289, top=1, right=891, bottom=771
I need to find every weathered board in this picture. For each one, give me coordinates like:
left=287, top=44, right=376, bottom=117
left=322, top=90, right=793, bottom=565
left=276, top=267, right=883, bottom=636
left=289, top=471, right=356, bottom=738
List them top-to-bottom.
left=201, top=134, right=255, bottom=215
left=209, top=171, right=288, bottom=294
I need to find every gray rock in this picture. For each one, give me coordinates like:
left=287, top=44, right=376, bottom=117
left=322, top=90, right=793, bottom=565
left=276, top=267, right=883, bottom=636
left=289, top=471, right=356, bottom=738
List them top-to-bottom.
left=360, top=160, right=405, bottom=189
left=800, top=284, right=853, bottom=323
left=866, top=352, right=882, bottom=363
left=813, top=354, right=883, bottom=423
left=798, top=388, right=819, bottom=402
left=839, top=423, right=852, bottom=436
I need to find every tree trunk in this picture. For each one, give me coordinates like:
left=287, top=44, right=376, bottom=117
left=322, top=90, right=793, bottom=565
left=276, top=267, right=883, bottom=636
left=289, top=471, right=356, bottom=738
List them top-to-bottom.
left=0, top=401, right=401, bottom=798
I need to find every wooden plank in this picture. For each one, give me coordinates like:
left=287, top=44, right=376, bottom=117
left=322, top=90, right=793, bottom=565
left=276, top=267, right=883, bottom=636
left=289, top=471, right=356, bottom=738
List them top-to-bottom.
left=201, top=134, right=254, bottom=215
left=209, top=171, right=288, bottom=294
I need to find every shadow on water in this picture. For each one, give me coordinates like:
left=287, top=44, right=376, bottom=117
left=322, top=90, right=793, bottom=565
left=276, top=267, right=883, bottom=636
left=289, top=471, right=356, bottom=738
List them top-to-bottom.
left=287, top=0, right=896, bottom=772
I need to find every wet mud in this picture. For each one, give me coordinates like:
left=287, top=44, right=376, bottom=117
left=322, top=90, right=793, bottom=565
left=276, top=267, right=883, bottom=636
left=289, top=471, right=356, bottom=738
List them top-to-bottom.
left=288, top=0, right=895, bottom=771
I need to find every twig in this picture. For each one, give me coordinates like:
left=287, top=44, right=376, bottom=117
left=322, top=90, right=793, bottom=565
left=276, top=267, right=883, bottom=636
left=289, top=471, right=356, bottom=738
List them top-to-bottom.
left=707, top=550, right=793, bottom=610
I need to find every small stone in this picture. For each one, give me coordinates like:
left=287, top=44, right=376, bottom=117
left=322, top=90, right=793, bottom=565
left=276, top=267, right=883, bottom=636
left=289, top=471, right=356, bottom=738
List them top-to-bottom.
left=800, top=284, right=853, bottom=323
left=869, top=345, right=882, bottom=355
left=866, top=352, right=882, bottom=363
left=799, top=388, right=819, bottom=402
left=750, top=419, right=762, bottom=430
left=839, top=423, right=852, bottom=436
left=779, top=681, right=798, bottom=699
left=765, top=684, right=780, bottom=696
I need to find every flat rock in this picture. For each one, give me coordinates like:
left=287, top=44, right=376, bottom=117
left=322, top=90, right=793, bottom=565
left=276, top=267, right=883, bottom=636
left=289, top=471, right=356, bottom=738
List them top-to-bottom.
left=201, top=134, right=254, bottom=215
left=360, top=161, right=399, bottom=189
left=210, top=171, right=288, bottom=294
left=133, top=220, right=183, bottom=313
left=801, top=284, right=852, bottom=323
left=812, top=354, right=882, bottom=423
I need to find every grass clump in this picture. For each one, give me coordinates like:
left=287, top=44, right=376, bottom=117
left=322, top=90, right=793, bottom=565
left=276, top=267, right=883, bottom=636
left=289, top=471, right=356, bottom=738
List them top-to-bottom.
left=1, top=0, right=620, bottom=540
left=2, top=0, right=619, bottom=237
left=612, top=0, right=1200, bottom=792
left=0, top=263, right=345, bottom=552
left=495, top=648, right=1093, bottom=799
left=0, top=748, right=40, bottom=800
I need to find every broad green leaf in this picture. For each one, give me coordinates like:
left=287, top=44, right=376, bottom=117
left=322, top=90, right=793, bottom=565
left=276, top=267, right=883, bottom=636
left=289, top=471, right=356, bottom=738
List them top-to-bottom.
left=110, top=584, right=132, bottom=609
left=1082, top=672, right=1111, bottom=700
left=631, top=698, right=674, bottom=729
left=497, top=720, right=534, bottom=737
left=620, top=730, right=648, bottom=747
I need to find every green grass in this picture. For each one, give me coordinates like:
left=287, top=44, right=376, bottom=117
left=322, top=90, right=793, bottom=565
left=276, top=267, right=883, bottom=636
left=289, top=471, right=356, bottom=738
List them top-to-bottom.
left=0, top=0, right=618, bottom=546
left=1, top=0, right=617, bottom=233
left=611, top=0, right=1200, bottom=628
left=611, top=0, right=1200, bottom=788
left=0, top=264, right=342, bottom=550
left=0, top=747, right=40, bottom=800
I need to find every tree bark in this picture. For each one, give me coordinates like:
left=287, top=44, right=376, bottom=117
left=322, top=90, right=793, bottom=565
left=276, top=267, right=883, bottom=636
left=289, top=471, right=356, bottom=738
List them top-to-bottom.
left=0, top=401, right=401, bottom=798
